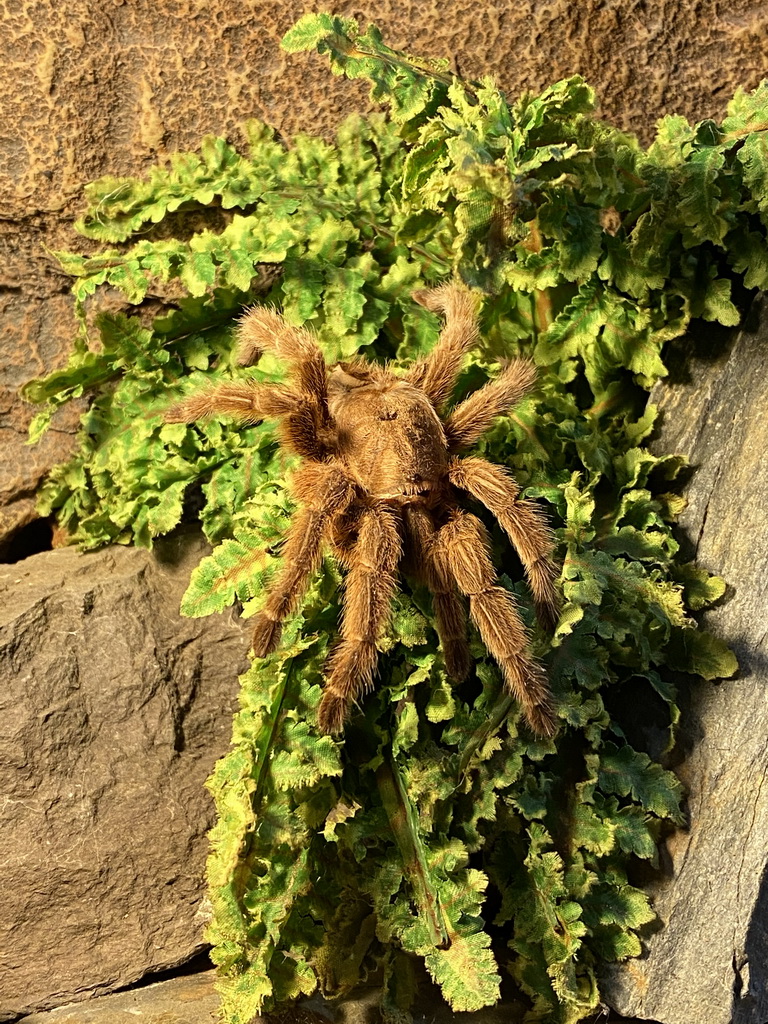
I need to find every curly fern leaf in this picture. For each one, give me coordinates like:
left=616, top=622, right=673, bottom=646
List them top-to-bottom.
left=424, top=930, right=501, bottom=1012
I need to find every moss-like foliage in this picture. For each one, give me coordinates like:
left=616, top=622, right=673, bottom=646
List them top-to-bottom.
left=24, top=13, right=765, bottom=1022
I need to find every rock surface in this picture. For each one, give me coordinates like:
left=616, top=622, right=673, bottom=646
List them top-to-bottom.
left=2, top=0, right=767, bottom=548
left=602, top=299, right=768, bottom=1023
left=0, top=530, right=248, bottom=1021
left=15, top=967, right=653, bottom=1024
left=16, top=971, right=221, bottom=1024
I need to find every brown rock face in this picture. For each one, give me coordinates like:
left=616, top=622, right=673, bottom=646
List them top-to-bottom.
left=2, top=0, right=766, bottom=548
left=602, top=299, right=768, bottom=1024
left=0, top=529, right=248, bottom=1020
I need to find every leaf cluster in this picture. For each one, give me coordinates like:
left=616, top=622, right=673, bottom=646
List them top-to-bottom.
left=22, top=13, right=758, bottom=1023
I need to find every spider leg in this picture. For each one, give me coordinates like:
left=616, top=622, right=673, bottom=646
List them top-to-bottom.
left=406, top=284, right=480, bottom=411
left=236, top=305, right=334, bottom=458
left=237, top=305, right=319, bottom=367
left=237, top=306, right=330, bottom=421
left=444, top=359, right=539, bottom=452
left=165, top=378, right=333, bottom=461
left=164, top=380, right=300, bottom=424
left=278, top=405, right=335, bottom=462
left=448, top=456, right=561, bottom=632
left=250, top=464, right=356, bottom=657
left=318, top=503, right=402, bottom=734
left=402, top=503, right=470, bottom=681
left=432, top=508, right=557, bottom=737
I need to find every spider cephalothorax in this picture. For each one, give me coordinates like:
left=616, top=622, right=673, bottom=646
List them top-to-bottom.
left=167, top=285, right=561, bottom=736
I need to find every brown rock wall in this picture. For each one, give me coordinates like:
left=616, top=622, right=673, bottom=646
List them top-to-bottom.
left=1, top=0, right=766, bottom=550
left=4, top=0, right=767, bottom=219
left=0, top=529, right=248, bottom=1020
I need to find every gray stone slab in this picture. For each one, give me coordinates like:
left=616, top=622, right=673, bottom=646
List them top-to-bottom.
left=602, top=299, right=768, bottom=1023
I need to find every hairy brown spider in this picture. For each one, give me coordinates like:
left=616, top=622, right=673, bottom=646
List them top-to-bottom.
left=166, top=284, right=561, bottom=736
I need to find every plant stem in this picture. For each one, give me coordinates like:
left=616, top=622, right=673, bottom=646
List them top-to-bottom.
left=525, top=219, right=554, bottom=335
left=457, top=695, right=514, bottom=779
left=376, top=756, right=450, bottom=949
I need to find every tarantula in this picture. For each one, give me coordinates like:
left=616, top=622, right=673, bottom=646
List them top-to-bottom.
left=166, top=284, right=561, bottom=736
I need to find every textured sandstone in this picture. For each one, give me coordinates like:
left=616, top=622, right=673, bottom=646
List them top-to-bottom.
left=2, top=0, right=766, bottom=548
left=602, top=298, right=768, bottom=1024
left=0, top=530, right=248, bottom=1020
left=16, top=970, right=221, bottom=1024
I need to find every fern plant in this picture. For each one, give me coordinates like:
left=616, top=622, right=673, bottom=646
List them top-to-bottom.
left=23, top=12, right=765, bottom=1022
